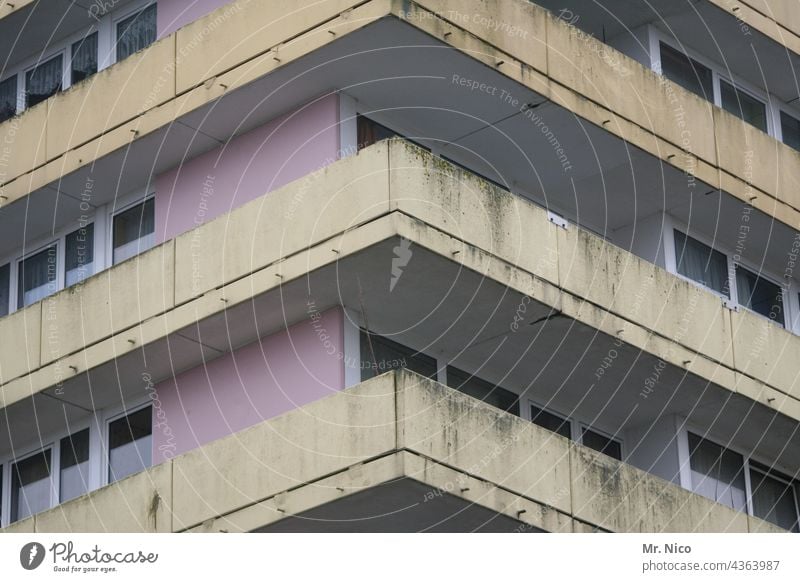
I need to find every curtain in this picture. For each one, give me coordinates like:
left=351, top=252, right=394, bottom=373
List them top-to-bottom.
left=116, top=4, right=157, bottom=62
left=71, top=32, right=98, bottom=84
left=25, top=54, right=63, bottom=108
left=0, top=75, right=16, bottom=123
left=674, top=230, right=729, bottom=297
left=17, top=245, right=58, bottom=308
left=0, top=263, right=9, bottom=317
left=688, top=433, right=747, bottom=511
left=12, top=449, right=51, bottom=522
left=750, top=469, right=799, bottom=532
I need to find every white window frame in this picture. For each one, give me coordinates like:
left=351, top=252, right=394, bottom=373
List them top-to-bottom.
left=111, top=1, right=158, bottom=65
left=650, top=27, right=800, bottom=146
left=21, top=49, right=68, bottom=111
left=107, top=190, right=156, bottom=266
left=665, top=219, right=797, bottom=330
left=0, top=398, right=151, bottom=528
left=524, top=398, right=575, bottom=439
left=578, top=422, right=625, bottom=460
left=677, top=423, right=800, bottom=529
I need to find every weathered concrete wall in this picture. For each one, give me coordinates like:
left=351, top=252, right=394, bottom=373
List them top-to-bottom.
left=4, top=370, right=785, bottom=533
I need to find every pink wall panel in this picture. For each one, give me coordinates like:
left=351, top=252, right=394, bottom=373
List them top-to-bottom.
left=157, top=0, right=229, bottom=38
left=154, top=93, right=339, bottom=242
left=152, top=307, right=345, bottom=462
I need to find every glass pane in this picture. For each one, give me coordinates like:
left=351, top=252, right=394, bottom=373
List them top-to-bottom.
left=116, top=4, right=157, bottom=62
left=71, top=32, right=98, bottom=84
left=659, top=42, right=713, bottom=100
left=26, top=54, right=63, bottom=108
left=0, top=75, right=16, bottom=123
left=720, top=79, right=768, bottom=132
left=780, top=111, right=800, bottom=152
left=113, top=198, right=155, bottom=264
left=65, top=223, right=95, bottom=286
left=674, top=230, right=730, bottom=297
left=18, top=245, right=58, bottom=308
left=0, top=263, right=9, bottom=317
left=735, top=266, right=784, bottom=326
left=359, top=331, right=437, bottom=381
left=447, top=367, right=519, bottom=415
left=530, top=405, right=571, bottom=439
left=108, top=406, right=152, bottom=483
left=582, top=428, right=622, bottom=460
left=60, top=429, right=90, bottom=503
left=688, top=433, right=746, bottom=511
left=11, top=449, right=52, bottom=522
left=750, top=469, right=800, bottom=532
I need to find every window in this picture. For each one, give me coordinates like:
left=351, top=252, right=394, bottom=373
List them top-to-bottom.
left=116, top=4, right=157, bottom=62
left=71, top=32, right=98, bottom=84
left=659, top=42, right=713, bottom=100
left=25, top=54, right=63, bottom=108
left=0, top=75, right=16, bottom=123
left=720, top=79, right=768, bottom=132
left=780, top=112, right=800, bottom=153
left=112, top=197, right=155, bottom=264
left=65, top=223, right=95, bottom=286
left=674, top=230, right=730, bottom=297
left=17, top=245, right=58, bottom=309
left=0, top=263, right=9, bottom=317
left=735, top=266, right=784, bottom=326
left=359, top=331, right=438, bottom=381
left=447, top=367, right=520, bottom=415
left=530, top=405, right=571, bottom=439
left=108, top=406, right=152, bottom=483
left=582, top=427, right=623, bottom=460
left=60, top=429, right=90, bottom=503
left=688, top=432, right=747, bottom=511
left=11, top=449, right=52, bottom=522
left=749, top=462, right=800, bottom=532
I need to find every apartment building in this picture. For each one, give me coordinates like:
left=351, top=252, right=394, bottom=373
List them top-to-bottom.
left=0, top=0, right=798, bottom=533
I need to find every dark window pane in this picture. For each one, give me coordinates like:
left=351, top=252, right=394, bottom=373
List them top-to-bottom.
left=116, top=4, right=157, bottom=62
left=71, top=32, right=98, bottom=84
left=659, top=42, right=713, bottom=100
left=26, top=54, right=63, bottom=108
left=0, top=75, right=16, bottom=123
left=720, top=79, right=768, bottom=132
left=780, top=111, right=800, bottom=152
left=357, top=115, right=400, bottom=150
left=113, top=198, right=155, bottom=264
left=65, top=223, right=95, bottom=286
left=674, top=230, right=730, bottom=297
left=18, top=245, right=58, bottom=308
left=0, top=263, right=9, bottom=317
left=736, top=266, right=784, bottom=326
left=359, top=331, right=437, bottom=381
left=447, top=366, right=519, bottom=415
left=530, top=405, right=571, bottom=439
left=108, top=406, right=152, bottom=483
left=582, top=427, right=622, bottom=460
left=60, top=429, right=90, bottom=503
left=688, top=433, right=746, bottom=510
left=11, top=449, right=51, bottom=522
left=750, top=469, right=800, bottom=532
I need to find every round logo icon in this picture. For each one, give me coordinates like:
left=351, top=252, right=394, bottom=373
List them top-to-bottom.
left=20, top=542, right=46, bottom=570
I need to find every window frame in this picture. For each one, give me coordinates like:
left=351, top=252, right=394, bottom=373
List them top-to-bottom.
left=112, top=1, right=158, bottom=64
left=21, top=49, right=68, bottom=110
left=108, top=191, right=156, bottom=266
left=103, top=401, right=154, bottom=487
left=578, top=422, right=625, bottom=460
left=4, top=442, right=56, bottom=525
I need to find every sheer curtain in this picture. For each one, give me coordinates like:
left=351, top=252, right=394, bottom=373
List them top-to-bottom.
left=116, top=4, right=157, bottom=62
left=71, top=32, right=98, bottom=84
left=25, top=54, right=63, bottom=108
left=0, top=75, right=16, bottom=123
left=674, top=230, right=729, bottom=297
left=17, top=246, right=58, bottom=308
left=688, top=433, right=747, bottom=511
